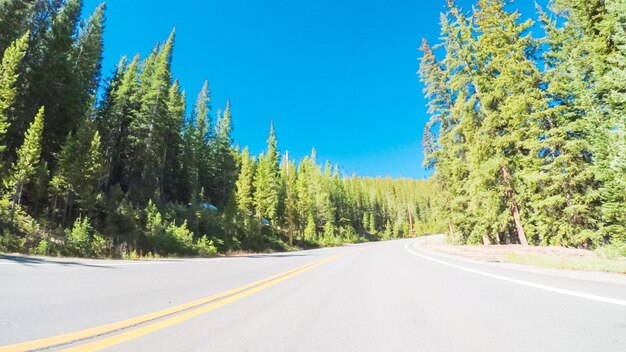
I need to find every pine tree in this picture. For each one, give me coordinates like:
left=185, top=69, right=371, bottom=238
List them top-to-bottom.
left=0, top=0, right=36, bottom=53
left=27, top=0, right=83, bottom=163
left=466, top=0, right=547, bottom=246
left=598, top=0, right=626, bottom=243
left=72, top=3, right=105, bottom=113
left=420, top=4, right=475, bottom=244
left=529, top=5, right=602, bottom=246
left=128, top=30, right=174, bottom=204
left=0, top=33, right=28, bottom=165
left=98, top=55, right=140, bottom=191
left=162, top=80, right=186, bottom=202
left=192, top=80, right=211, bottom=202
left=207, top=100, right=237, bottom=207
left=8, top=106, right=44, bottom=207
left=180, top=119, right=197, bottom=204
left=49, top=120, right=103, bottom=225
left=253, top=123, right=280, bottom=223
left=84, top=130, right=104, bottom=197
left=49, top=132, right=79, bottom=224
left=235, top=147, right=255, bottom=214
left=281, top=151, right=298, bottom=245
left=295, top=154, right=316, bottom=239
left=368, top=212, right=376, bottom=235
left=304, top=213, right=316, bottom=241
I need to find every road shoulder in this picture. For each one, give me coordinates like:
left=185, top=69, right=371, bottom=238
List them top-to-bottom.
left=414, top=235, right=626, bottom=286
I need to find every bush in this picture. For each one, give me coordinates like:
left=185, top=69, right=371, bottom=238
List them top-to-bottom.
left=0, top=199, right=42, bottom=253
left=304, top=215, right=317, bottom=242
left=66, top=217, right=92, bottom=257
left=158, top=220, right=195, bottom=256
left=343, top=225, right=362, bottom=244
left=0, top=231, right=25, bottom=253
left=90, top=233, right=108, bottom=258
left=196, top=235, right=218, bottom=256
left=34, top=239, right=49, bottom=256
left=596, top=242, right=626, bottom=259
left=122, top=249, right=140, bottom=260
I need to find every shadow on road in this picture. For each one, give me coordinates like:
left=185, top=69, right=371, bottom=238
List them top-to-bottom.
left=0, top=255, right=113, bottom=268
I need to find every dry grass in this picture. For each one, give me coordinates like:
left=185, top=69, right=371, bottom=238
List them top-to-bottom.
left=423, top=237, right=626, bottom=274
left=505, top=253, right=626, bottom=274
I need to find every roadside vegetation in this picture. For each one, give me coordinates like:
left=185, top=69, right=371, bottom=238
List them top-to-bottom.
left=420, top=0, right=626, bottom=249
left=0, top=1, right=439, bottom=258
left=505, top=253, right=626, bottom=275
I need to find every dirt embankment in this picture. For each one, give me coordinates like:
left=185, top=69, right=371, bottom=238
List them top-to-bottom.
left=421, top=235, right=597, bottom=263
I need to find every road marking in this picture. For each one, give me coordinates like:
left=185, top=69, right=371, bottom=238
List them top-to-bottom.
left=405, top=241, right=626, bottom=307
left=0, top=249, right=361, bottom=352
left=62, top=254, right=345, bottom=352
left=0, top=261, right=178, bottom=267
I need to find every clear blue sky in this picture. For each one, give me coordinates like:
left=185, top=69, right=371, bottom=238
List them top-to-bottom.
left=83, top=0, right=545, bottom=178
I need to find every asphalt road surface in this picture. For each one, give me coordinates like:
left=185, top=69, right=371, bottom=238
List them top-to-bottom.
left=1, top=238, right=625, bottom=351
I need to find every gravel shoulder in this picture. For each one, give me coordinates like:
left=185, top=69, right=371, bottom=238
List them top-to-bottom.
left=417, top=235, right=626, bottom=286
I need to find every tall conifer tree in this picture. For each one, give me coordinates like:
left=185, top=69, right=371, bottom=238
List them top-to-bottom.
left=0, top=33, right=28, bottom=166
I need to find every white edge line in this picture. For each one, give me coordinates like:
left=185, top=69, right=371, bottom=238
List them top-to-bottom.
left=405, top=241, right=626, bottom=307
left=0, top=259, right=238, bottom=267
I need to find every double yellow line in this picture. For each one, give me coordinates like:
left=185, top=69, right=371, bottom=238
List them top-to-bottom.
left=1, top=249, right=361, bottom=352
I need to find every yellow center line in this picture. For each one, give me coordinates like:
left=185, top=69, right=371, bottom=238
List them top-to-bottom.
left=0, top=248, right=363, bottom=352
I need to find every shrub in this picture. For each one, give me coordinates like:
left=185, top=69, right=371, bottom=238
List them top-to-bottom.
left=304, top=215, right=317, bottom=241
left=66, top=217, right=92, bottom=257
left=160, top=220, right=194, bottom=256
left=343, top=225, right=361, bottom=244
left=90, top=233, right=108, bottom=258
left=196, top=235, right=218, bottom=256
left=34, top=239, right=49, bottom=256
left=596, top=242, right=626, bottom=259
left=129, top=249, right=140, bottom=260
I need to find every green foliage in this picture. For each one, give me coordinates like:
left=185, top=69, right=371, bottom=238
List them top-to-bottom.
left=420, top=0, right=626, bottom=248
left=0, top=1, right=36, bottom=53
left=0, top=4, right=442, bottom=259
left=0, top=32, right=28, bottom=162
left=6, top=106, right=44, bottom=211
left=9, top=106, right=43, bottom=186
left=253, top=123, right=281, bottom=223
left=235, top=147, right=255, bottom=215
left=0, top=198, right=41, bottom=253
left=304, top=213, right=317, bottom=242
left=66, top=217, right=92, bottom=257
left=164, top=220, right=194, bottom=256
left=342, top=225, right=360, bottom=244
left=90, top=233, right=107, bottom=258
left=196, top=235, right=218, bottom=256
left=34, top=239, right=49, bottom=256
left=596, top=242, right=626, bottom=260
left=122, top=249, right=140, bottom=261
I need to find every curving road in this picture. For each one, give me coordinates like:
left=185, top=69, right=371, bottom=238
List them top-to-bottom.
left=1, top=238, right=625, bottom=351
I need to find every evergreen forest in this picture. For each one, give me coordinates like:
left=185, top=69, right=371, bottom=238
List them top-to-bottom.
left=0, top=0, right=438, bottom=258
left=421, top=0, right=626, bottom=247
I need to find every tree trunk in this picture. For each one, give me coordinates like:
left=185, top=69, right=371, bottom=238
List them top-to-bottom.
left=160, top=145, right=168, bottom=202
left=285, top=151, right=294, bottom=246
left=500, top=165, right=529, bottom=246
left=9, top=184, right=21, bottom=233
left=16, top=184, right=23, bottom=206
left=50, top=194, right=58, bottom=220
left=510, top=201, right=528, bottom=246
left=407, top=205, right=414, bottom=237
left=447, top=219, right=454, bottom=239
left=482, top=230, right=492, bottom=246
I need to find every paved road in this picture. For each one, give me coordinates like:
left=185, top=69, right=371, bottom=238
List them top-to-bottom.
left=1, top=239, right=625, bottom=351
